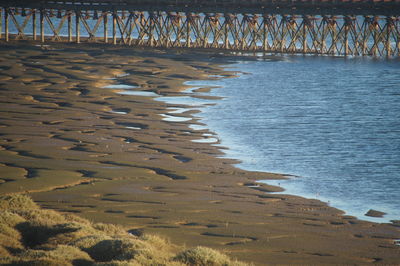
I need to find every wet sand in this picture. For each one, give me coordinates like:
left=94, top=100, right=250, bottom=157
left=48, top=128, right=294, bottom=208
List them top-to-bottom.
left=0, top=41, right=399, bottom=265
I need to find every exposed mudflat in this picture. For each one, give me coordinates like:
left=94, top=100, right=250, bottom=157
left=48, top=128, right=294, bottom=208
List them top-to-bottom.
left=0, top=41, right=399, bottom=265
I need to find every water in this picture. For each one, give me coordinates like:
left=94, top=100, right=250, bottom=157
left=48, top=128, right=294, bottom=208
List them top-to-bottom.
left=187, top=56, right=400, bottom=223
left=103, top=84, right=139, bottom=90
left=117, top=91, right=159, bottom=97
left=161, top=114, right=192, bottom=122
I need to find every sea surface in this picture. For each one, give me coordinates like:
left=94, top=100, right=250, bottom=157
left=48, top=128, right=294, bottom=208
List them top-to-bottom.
left=180, top=56, right=400, bottom=223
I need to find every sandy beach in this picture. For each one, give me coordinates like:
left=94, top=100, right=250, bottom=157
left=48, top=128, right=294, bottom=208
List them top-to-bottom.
left=0, top=41, right=399, bottom=265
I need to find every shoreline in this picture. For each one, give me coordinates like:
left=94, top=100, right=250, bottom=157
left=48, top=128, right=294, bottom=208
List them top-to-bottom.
left=0, top=41, right=399, bottom=264
left=185, top=57, right=400, bottom=225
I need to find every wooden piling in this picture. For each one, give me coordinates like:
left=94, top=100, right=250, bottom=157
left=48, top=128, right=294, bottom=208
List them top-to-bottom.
left=0, top=8, right=2, bottom=40
left=5, top=8, right=8, bottom=42
left=32, top=9, right=36, bottom=40
left=40, top=9, right=44, bottom=42
left=68, top=11, right=72, bottom=42
left=76, top=11, right=80, bottom=43
left=104, top=12, right=108, bottom=43
left=113, top=12, right=116, bottom=45
left=127, top=12, right=134, bottom=45
left=149, top=12, right=154, bottom=47
left=186, top=13, right=191, bottom=48
left=203, top=14, right=209, bottom=48
left=224, top=15, right=229, bottom=49
left=263, top=15, right=268, bottom=51
left=279, top=16, right=286, bottom=53
left=302, top=16, right=307, bottom=54
left=344, top=16, right=350, bottom=56
left=361, top=16, right=369, bottom=55
left=320, top=17, right=328, bottom=54
left=386, top=17, right=392, bottom=57
left=372, top=18, right=378, bottom=56
left=331, top=19, right=337, bottom=55
left=397, top=25, right=400, bottom=57
left=398, top=37, right=400, bottom=57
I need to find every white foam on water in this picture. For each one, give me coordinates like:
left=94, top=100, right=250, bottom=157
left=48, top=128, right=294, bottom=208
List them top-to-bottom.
left=103, top=84, right=139, bottom=89
left=117, top=90, right=159, bottom=97
left=156, top=96, right=214, bottom=107
left=161, top=114, right=192, bottom=122
left=189, top=124, right=208, bottom=131
left=192, top=137, right=219, bottom=143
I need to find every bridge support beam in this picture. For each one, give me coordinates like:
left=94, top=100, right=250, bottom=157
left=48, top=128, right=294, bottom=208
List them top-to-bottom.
left=0, top=8, right=2, bottom=40
left=0, top=8, right=3, bottom=40
left=5, top=8, right=8, bottom=42
left=32, top=9, right=36, bottom=40
left=40, top=9, right=44, bottom=43
left=76, top=11, right=80, bottom=43
left=67, top=12, right=71, bottom=42
left=104, top=12, right=108, bottom=43
left=112, top=12, right=116, bottom=45
left=149, top=12, right=155, bottom=47
left=186, top=13, right=191, bottom=48
left=224, top=14, right=229, bottom=49
left=262, top=15, right=268, bottom=51
left=302, top=16, right=308, bottom=54
left=344, top=16, right=350, bottom=56
left=372, top=17, right=379, bottom=56
left=386, top=17, right=393, bottom=57
left=397, top=25, right=400, bottom=56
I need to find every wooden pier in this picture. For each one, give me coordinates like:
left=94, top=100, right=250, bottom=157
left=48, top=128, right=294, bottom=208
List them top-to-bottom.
left=0, top=0, right=399, bottom=56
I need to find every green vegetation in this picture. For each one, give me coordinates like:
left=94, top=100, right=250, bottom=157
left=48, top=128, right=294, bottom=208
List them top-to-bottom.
left=0, top=194, right=247, bottom=266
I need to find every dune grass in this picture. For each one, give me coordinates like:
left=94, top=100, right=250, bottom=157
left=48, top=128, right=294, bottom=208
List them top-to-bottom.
left=0, top=194, right=248, bottom=266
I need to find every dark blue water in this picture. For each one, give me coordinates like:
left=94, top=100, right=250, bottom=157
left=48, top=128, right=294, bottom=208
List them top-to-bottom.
left=186, top=56, right=400, bottom=223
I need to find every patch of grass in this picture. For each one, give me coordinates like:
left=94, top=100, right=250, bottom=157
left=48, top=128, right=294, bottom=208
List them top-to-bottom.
left=0, top=194, right=248, bottom=266
left=0, top=194, right=38, bottom=211
left=0, top=211, right=26, bottom=227
left=0, top=211, right=25, bottom=252
left=92, top=223, right=127, bottom=236
left=71, top=234, right=112, bottom=250
left=84, top=238, right=138, bottom=261
left=17, top=245, right=92, bottom=263
left=175, top=246, right=248, bottom=266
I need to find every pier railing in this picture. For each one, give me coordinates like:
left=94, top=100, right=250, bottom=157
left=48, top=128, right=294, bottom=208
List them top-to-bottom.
left=0, top=0, right=399, bottom=56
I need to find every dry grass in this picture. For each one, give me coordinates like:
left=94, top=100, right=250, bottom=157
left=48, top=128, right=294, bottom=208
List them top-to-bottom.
left=0, top=194, right=248, bottom=266
left=175, top=246, right=249, bottom=266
